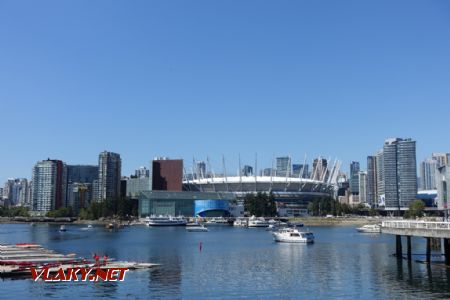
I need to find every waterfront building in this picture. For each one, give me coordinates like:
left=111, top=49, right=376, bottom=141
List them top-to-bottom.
left=383, top=138, right=417, bottom=211
left=96, top=151, right=121, bottom=202
left=185, top=156, right=340, bottom=217
left=276, top=156, right=290, bottom=177
left=367, top=156, right=377, bottom=207
left=152, top=158, right=183, bottom=191
left=420, top=158, right=438, bottom=190
left=32, top=159, right=67, bottom=212
left=349, top=161, right=360, bottom=195
left=358, top=171, right=368, bottom=204
left=127, top=176, right=151, bottom=198
left=2, top=178, right=28, bottom=206
left=138, top=191, right=235, bottom=217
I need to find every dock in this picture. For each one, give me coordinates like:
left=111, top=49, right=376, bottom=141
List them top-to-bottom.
left=0, top=243, right=158, bottom=278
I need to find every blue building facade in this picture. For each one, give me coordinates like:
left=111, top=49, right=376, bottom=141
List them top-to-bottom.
left=194, top=200, right=230, bottom=217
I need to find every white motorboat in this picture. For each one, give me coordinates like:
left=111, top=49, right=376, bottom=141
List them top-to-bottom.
left=145, top=215, right=187, bottom=226
left=248, top=216, right=269, bottom=227
left=205, top=217, right=229, bottom=225
left=233, top=218, right=248, bottom=227
left=356, top=224, right=381, bottom=233
left=59, top=225, right=67, bottom=232
left=186, top=225, right=209, bottom=232
left=272, top=228, right=314, bottom=243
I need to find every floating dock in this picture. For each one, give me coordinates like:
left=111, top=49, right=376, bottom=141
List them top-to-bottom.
left=0, top=243, right=158, bottom=278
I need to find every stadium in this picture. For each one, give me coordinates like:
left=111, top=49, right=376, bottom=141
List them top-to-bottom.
left=183, top=158, right=341, bottom=216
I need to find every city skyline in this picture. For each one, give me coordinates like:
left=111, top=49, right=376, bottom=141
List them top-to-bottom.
left=1, top=1, right=450, bottom=182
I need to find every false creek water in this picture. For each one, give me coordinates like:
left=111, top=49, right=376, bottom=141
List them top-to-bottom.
left=1, top=223, right=450, bottom=299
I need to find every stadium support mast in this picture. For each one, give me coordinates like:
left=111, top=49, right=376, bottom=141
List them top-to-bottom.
left=254, top=153, right=258, bottom=192
left=222, top=155, right=229, bottom=192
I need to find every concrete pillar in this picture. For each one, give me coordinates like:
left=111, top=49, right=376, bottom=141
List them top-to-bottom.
left=396, top=235, right=402, bottom=258
left=407, top=236, right=412, bottom=261
left=426, top=237, right=431, bottom=263
left=444, top=238, right=450, bottom=266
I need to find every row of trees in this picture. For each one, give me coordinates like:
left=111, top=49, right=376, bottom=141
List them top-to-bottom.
left=243, top=192, right=277, bottom=217
left=45, top=197, right=138, bottom=220
left=307, top=197, right=374, bottom=217
left=0, top=206, right=29, bottom=217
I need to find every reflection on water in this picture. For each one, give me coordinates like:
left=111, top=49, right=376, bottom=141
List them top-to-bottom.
left=1, top=224, right=450, bottom=299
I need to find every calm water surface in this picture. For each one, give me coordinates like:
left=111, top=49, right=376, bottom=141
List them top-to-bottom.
left=1, top=223, right=450, bottom=299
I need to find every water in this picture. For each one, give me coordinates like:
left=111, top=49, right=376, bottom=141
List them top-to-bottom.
left=1, top=223, right=450, bottom=299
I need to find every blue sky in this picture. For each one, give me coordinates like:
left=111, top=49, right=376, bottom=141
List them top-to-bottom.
left=1, top=0, right=450, bottom=181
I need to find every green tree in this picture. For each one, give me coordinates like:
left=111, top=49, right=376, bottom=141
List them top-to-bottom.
left=405, top=199, right=425, bottom=219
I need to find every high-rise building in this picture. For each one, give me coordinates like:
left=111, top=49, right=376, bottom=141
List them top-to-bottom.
left=383, top=138, right=417, bottom=210
left=96, top=151, right=121, bottom=201
left=376, top=151, right=385, bottom=205
left=432, top=153, right=450, bottom=167
left=276, top=156, right=291, bottom=177
left=366, top=156, right=377, bottom=207
left=152, top=158, right=183, bottom=191
left=312, top=158, right=328, bottom=181
left=420, top=158, right=438, bottom=191
left=32, top=159, right=67, bottom=212
left=195, top=161, right=206, bottom=179
left=349, top=161, right=360, bottom=195
left=292, top=164, right=309, bottom=178
left=67, top=165, right=98, bottom=185
left=242, top=165, right=253, bottom=176
left=436, top=165, right=450, bottom=211
left=135, top=166, right=150, bottom=178
left=261, top=168, right=273, bottom=176
left=358, top=171, right=368, bottom=204
left=67, top=183, right=92, bottom=214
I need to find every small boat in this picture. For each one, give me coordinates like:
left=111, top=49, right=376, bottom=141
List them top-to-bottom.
left=145, top=215, right=187, bottom=226
left=248, top=216, right=269, bottom=228
left=205, top=217, right=229, bottom=226
left=233, top=218, right=248, bottom=227
left=80, top=224, right=94, bottom=231
left=356, top=224, right=381, bottom=233
left=59, top=225, right=67, bottom=232
left=186, top=225, right=209, bottom=232
left=272, top=228, right=314, bottom=243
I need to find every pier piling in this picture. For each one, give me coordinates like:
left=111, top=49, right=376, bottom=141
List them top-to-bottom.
left=396, top=235, right=402, bottom=258
left=407, top=236, right=412, bottom=261
left=426, top=237, right=431, bottom=263
left=444, top=239, right=450, bottom=265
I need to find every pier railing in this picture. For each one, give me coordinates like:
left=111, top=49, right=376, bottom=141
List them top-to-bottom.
left=382, top=220, right=450, bottom=230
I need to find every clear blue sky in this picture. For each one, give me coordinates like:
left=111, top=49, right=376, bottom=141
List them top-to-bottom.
left=1, top=0, right=450, bottom=182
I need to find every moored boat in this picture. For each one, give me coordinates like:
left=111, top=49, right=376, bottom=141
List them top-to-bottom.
left=145, top=215, right=187, bottom=226
left=248, top=216, right=269, bottom=227
left=356, top=224, right=381, bottom=233
left=272, top=227, right=314, bottom=243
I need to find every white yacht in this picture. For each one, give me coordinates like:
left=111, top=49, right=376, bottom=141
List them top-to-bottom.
left=145, top=215, right=187, bottom=226
left=248, top=216, right=269, bottom=227
left=186, top=224, right=209, bottom=232
left=356, top=224, right=381, bottom=233
left=59, top=225, right=67, bottom=232
left=272, top=228, right=314, bottom=243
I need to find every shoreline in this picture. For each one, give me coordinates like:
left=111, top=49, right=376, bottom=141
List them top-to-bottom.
left=0, top=216, right=382, bottom=226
